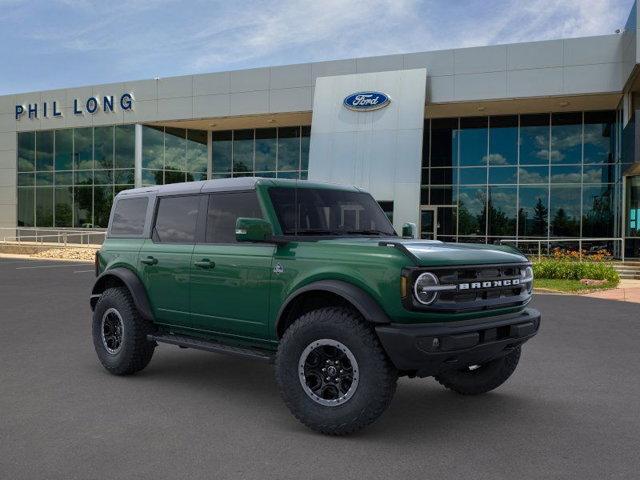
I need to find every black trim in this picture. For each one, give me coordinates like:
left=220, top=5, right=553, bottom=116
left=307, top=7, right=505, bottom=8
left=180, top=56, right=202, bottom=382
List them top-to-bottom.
left=90, top=268, right=155, bottom=321
left=275, top=280, right=391, bottom=335
left=375, top=308, right=541, bottom=377
left=148, top=333, right=274, bottom=363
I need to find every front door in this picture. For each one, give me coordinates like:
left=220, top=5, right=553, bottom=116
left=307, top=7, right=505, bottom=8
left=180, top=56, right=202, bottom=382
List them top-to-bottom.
left=190, top=191, right=274, bottom=339
left=139, top=194, right=202, bottom=327
left=419, top=207, right=437, bottom=239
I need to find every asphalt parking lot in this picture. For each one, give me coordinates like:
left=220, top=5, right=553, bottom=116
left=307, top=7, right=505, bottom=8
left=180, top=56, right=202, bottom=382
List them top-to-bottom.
left=1, top=257, right=639, bottom=480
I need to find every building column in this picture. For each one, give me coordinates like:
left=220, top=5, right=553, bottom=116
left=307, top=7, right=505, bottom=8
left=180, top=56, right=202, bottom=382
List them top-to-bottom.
left=134, top=124, right=142, bottom=187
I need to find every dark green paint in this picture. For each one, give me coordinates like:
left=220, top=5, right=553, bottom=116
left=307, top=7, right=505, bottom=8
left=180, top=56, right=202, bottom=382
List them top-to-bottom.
left=97, top=179, right=530, bottom=347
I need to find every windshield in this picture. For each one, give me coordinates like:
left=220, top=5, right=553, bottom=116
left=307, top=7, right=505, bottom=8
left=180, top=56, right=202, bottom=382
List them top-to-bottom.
left=268, top=187, right=396, bottom=236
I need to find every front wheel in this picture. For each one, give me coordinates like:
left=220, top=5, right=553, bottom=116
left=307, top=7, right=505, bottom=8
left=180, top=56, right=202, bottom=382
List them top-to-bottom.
left=275, top=307, right=397, bottom=436
left=435, top=347, right=521, bottom=395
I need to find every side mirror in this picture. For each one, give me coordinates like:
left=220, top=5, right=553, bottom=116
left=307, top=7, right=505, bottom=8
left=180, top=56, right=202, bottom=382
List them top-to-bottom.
left=235, top=217, right=273, bottom=242
left=402, top=222, right=417, bottom=239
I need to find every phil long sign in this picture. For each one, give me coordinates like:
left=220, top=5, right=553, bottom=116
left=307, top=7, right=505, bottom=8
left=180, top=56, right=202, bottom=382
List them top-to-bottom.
left=343, top=91, right=390, bottom=111
left=15, top=93, right=134, bottom=120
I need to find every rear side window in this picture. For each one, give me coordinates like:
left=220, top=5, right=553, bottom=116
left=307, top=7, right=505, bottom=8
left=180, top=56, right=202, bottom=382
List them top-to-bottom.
left=205, top=192, right=263, bottom=243
left=153, top=195, right=200, bottom=244
left=110, top=197, right=148, bottom=236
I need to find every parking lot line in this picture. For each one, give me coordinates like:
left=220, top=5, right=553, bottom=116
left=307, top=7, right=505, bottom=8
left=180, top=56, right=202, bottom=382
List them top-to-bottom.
left=15, top=263, right=89, bottom=270
left=73, top=269, right=94, bottom=274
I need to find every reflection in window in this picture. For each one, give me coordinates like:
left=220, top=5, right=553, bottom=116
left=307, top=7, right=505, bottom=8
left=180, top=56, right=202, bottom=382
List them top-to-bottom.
left=584, top=111, right=615, bottom=164
left=551, top=113, right=582, bottom=165
left=520, top=114, right=549, bottom=165
left=488, top=116, right=517, bottom=166
left=459, top=117, right=487, bottom=167
left=17, top=125, right=135, bottom=228
left=94, top=126, right=114, bottom=169
left=277, top=127, right=301, bottom=171
left=74, top=128, right=93, bottom=170
left=255, top=128, right=277, bottom=172
left=55, top=129, right=73, bottom=171
left=233, top=129, right=254, bottom=173
left=36, top=131, right=54, bottom=171
left=212, top=131, right=232, bottom=174
left=18, top=132, right=35, bottom=172
left=550, top=165, right=581, bottom=183
left=519, top=166, right=548, bottom=184
left=459, top=167, right=486, bottom=185
left=583, top=184, right=614, bottom=237
left=488, top=186, right=517, bottom=236
left=550, top=186, right=580, bottom=237
left=458, top=187, right=486, bottom=236
left=518, top=187, right=548, bottom=237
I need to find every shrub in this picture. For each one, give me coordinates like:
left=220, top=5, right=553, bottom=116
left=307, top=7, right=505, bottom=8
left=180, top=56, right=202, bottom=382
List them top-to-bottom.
left=533, top=259, right=619, bottom=285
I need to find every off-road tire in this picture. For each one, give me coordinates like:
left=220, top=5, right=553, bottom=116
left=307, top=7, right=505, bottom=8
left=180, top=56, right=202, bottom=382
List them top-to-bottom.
left=92, top=287, right=156, bottom=375
left=275, top=307, right=397, bottom=435
left=435, top=347, right=521, bottom=395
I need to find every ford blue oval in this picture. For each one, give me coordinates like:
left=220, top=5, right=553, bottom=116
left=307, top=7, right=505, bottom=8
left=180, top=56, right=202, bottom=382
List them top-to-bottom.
left=343, top=91, right=391, bottom=111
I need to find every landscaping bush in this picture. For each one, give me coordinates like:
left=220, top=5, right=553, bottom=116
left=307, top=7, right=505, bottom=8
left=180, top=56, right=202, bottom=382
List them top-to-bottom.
left=532, top=259, right=619, bottom=285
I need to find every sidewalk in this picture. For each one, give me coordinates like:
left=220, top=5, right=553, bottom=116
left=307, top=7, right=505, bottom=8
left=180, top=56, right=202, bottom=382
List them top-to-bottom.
left=583, top=279, right=640, bottom=303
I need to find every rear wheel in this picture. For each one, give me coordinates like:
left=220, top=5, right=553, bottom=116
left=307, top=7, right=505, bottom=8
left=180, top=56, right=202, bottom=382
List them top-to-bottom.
left=92, top=287, right=156, bottom=375
left=275, top=307, right=397, bottom=435
left=435, top=347, right=521, bottom=395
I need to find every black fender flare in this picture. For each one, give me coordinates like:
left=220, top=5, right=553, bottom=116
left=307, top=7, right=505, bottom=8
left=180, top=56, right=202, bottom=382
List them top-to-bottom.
left=90, top=268, right=154, bottom=321
left=275, top=280, right=391, bottom=336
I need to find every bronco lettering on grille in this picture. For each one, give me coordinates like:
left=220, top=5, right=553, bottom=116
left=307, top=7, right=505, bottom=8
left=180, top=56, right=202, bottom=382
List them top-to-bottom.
left=458, top=278, right=521, bottom=290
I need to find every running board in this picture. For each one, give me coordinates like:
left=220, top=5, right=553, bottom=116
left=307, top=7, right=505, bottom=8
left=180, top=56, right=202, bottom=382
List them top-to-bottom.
left=147, top=333, right=275, bottom=363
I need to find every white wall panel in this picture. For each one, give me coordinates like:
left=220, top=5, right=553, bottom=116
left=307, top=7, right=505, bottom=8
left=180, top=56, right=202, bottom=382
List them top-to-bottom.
left=309, top=68, right=426, bottom=231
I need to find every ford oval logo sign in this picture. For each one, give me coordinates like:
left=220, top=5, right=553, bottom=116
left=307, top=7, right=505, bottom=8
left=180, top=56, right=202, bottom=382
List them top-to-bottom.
left=343, top=91, right=390, bottom=111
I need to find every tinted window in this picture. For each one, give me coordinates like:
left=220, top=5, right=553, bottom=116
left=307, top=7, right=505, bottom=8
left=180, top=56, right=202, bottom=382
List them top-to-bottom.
left=268, top=187, right=396, bottom=236
left=205, top=192, right=263, bottom=243
left=154, top=195, right=200, bottom=243
left=110, top=197, right=148, bottom=236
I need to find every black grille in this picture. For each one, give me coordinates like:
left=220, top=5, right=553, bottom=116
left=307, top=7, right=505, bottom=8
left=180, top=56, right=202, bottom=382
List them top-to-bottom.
left=406, top=263, right=532, bottom=313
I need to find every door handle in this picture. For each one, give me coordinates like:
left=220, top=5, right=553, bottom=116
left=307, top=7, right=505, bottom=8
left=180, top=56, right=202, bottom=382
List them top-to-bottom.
left=141, top=256, right=158, bottom=266
left=194, top=259, right=215, bottom=269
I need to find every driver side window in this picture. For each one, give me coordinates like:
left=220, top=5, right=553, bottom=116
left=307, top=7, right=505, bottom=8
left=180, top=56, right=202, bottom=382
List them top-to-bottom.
left=205, top=192, right=263, bottom=243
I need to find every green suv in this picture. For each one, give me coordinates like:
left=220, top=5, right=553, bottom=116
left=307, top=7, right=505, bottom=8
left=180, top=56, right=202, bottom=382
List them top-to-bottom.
left=91, top=178, right=540, bottom=435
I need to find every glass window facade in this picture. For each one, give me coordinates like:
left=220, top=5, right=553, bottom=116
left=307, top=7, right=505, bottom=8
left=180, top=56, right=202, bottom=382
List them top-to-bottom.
left=422, top=111, right=619, bottom=243
left=17, top=125, right=135, bottom=228
left=141, top=126, right=208, bottom=185
left=211, top=127, right=310, bottom=179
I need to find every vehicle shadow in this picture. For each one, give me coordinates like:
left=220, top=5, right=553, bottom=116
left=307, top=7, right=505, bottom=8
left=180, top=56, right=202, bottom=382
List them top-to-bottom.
left=126, top=346, right=557, bottom=441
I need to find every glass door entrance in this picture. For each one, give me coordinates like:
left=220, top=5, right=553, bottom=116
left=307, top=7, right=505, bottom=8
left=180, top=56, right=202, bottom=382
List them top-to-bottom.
left=420, top=206, right=457, bottom=240
left=419, top=207, right=436, bottom=239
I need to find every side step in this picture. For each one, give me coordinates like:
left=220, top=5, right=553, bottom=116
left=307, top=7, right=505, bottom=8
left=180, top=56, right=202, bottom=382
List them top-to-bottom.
left=147, top=333, right=275, bottom=363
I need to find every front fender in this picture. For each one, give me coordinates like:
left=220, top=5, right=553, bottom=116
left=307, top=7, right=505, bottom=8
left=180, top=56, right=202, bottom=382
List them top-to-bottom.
left=90, top=267, right=154, bottom=321
left=275, top=279, right=391, bottom=335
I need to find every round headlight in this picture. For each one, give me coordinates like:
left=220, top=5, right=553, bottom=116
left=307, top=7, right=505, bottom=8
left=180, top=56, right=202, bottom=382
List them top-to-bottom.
left=413, top=272, right=439, bottom=305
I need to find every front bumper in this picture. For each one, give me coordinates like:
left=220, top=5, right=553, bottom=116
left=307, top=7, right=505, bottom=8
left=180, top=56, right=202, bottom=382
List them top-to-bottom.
left=375, top=308, right=540, bottom=377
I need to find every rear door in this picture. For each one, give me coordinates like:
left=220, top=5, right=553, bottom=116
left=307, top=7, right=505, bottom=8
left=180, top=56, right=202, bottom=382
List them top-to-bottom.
left=190, top=191, right=275, bottom=338
left=139, top=194, right=203, bottom=327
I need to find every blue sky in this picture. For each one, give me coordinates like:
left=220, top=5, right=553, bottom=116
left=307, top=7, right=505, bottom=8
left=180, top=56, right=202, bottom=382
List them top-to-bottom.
left=0, top=0, right=635, bottom=95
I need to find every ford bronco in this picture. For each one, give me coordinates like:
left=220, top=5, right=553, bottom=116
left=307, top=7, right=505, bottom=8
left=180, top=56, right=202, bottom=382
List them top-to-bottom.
left=90, top=177, right=540, bottom=435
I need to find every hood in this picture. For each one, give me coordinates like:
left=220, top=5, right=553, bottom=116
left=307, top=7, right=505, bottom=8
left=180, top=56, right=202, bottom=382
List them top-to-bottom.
left=316, top=237, right=527, bottom=266
left=397, top=240, right=527, bottom=266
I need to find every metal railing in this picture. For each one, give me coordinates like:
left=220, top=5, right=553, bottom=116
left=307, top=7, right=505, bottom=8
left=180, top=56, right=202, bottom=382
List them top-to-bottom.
left=0, top=227, right=106, bottom=247
left=499, top=238, right=624, bottom=261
